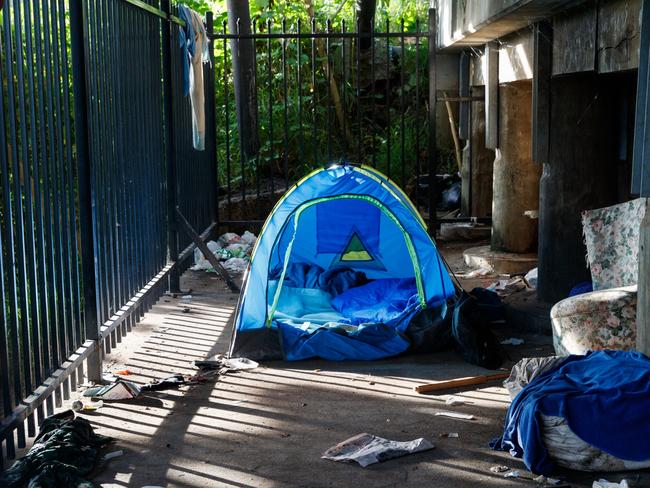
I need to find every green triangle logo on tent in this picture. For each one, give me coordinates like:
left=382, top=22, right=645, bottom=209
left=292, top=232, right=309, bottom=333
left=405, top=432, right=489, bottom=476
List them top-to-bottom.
left=340, top=232, right=374, bottom=262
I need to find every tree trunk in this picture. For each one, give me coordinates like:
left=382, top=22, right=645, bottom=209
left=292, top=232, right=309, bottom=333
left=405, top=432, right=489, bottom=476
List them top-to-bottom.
left=226, top=0, right=259, bottom=159
left=356, top=0, right=376, bottom=50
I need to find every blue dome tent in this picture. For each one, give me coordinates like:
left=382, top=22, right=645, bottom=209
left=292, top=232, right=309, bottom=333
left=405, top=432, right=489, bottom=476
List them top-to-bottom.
left=229, top=164, right=456, bottom=361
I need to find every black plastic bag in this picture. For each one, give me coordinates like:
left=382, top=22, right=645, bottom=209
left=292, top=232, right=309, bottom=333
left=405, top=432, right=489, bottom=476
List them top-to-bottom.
left=451, top=289, right=504, bottom=369
left=405, top=301, right=454, bottom=353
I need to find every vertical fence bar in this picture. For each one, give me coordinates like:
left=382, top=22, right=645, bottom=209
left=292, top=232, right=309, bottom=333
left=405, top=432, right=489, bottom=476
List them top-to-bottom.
left=70, top=0, right=101, bottom=382
left=162, top=0, right=180, bottom=293
left=0, top=2, right=17, bottom=457
left=427, top=7, right=438, bottom=233
left=206, top=11, right=218, bottom=223
left=311, top=17, right=317, bottom=164
left=356, top=17, right=361, bottom=164
left=282, top=18, right=289, bottom=189
left=297, top=18, right=304, bottom=174
left=370, top=18, right=376, bottom=167
left=385, top=18, right=391, bottom=179
left=415, top=18, right=421, bottom=209
left=266, top=19, right=273, bottom=195
left=326, top=19, right=332, bottom=161
left=342, top=19, right=348, bottom=156
left=399, top=19, right=405, bottom=187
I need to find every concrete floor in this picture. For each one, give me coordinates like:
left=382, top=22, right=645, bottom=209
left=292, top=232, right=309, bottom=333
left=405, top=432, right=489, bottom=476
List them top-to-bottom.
left=33, top=242, right=647, bottom=487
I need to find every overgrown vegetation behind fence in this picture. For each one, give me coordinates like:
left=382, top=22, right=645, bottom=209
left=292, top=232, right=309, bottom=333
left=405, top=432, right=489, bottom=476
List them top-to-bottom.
left=212, top=11, right=450, bottom=223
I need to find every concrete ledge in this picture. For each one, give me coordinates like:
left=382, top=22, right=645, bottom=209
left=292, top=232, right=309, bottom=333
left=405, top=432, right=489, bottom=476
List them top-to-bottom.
left=439, top=223, right=492, bottom=241
left=463, top=245, right=537, bottom=275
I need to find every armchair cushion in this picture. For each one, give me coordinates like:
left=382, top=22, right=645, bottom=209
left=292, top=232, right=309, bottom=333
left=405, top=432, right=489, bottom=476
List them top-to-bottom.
left=581, top=199, right=645, bottom=290
left=550, top=285, right=637, bottom=355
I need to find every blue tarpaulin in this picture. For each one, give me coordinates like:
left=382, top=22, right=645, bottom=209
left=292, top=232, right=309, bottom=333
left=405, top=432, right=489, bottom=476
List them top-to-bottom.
left=492, top=350, right=650, bottom=474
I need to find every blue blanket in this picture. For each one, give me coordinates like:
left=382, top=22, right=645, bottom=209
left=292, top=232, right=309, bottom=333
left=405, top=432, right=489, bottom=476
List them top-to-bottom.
left=331, top=278, right=419, bottom=328
left=278, top=321, right=411, bottom=361
left=492, top=350, right=650, bottom=474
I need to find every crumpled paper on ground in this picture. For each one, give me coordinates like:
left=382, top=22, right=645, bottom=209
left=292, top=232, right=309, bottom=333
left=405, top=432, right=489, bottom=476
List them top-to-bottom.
left=322, top=433, right=434, bottom=467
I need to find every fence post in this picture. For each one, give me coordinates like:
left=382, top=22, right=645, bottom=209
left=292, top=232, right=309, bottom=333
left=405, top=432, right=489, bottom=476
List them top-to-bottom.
left=69, top=0, right=102, bottom=382
left=161, top=0, right=180, bottom=293
left=427, top=7, right=438, bottom=233
left=205, top=11, right=219, bottom=227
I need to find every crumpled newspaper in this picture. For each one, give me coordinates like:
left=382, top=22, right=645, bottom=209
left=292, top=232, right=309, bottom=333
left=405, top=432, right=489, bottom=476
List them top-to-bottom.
left=322, top=433, right=434, bottom=467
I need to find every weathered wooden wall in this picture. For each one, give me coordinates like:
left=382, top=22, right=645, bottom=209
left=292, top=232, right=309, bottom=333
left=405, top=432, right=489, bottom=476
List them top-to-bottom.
left=552, top=0, right=642, bottom=75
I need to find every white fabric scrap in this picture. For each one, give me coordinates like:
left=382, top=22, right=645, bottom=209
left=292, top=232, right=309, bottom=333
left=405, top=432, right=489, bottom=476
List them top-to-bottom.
left=434, top=411, right=475, bottom=420
left=592, top=480, right=630, bottom=488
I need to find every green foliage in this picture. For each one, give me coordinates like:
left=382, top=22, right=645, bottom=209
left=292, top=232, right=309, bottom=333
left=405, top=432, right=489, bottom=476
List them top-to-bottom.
left=181, top=0, right=436, bottom=197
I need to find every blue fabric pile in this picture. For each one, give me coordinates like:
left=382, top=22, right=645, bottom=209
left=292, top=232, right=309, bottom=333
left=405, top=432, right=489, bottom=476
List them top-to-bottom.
left=273, top=263, right=420, bottom=361
left=491, top=350, right=650, bottom=474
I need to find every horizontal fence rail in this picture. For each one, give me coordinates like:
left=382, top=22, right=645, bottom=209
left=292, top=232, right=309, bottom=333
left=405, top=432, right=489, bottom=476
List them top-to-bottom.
left=1, top=0, right=218, bottom=466
left=211, top=12, right=441, bottom=229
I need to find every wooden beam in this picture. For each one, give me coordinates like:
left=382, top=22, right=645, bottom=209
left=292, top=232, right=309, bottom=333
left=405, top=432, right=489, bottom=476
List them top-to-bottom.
left=532, top=21, right=552, bottom=164
left=485, top=42, right=499, bottom=149
left=458, top=51, right=471, bottom=140
left=176, top=207, right=241, bottom=293
left=414, top=372, right=510, bottom=394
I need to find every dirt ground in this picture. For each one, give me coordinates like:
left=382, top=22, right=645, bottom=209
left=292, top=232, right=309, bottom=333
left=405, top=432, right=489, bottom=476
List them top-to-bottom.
left=15, top=241, right=649, bottom=487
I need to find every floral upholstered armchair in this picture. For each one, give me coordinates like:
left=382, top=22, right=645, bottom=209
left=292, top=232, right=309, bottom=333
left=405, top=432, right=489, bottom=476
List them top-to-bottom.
left=550, top=199, right=646, bottom=355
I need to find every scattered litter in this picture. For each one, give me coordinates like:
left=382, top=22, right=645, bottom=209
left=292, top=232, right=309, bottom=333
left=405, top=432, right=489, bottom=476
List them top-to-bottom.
left=524, top=210, right=539, bottom=219
left=191, top=232, right=257, bottom=274
left=191, top=240, right=223, bottom=271
left=222, top=257, right=248, bottom=274
left=462, top=267, right=493, bottom=278
left=525, top=267, right=538, bottom=288
left=488, top=276, right=531, bottom=297
left=181, top=294, right=192, bottom=301
left=183, top=307, right=191, bottom=313
left=500, top=337, right=525, bottom=346
left=195, top=355, right=258, bottom=371
left=115, top=369, right=131, bottom=376
left=101, top=372, right=119, bottom=383
left=142, top=373, right=186, bottom=392
left=84, top=380, right=141, bottom=400
left=445, top=396, right=465, bottom=406
left=71, top=400, right=83, bottom=412
left=82, top=400, right=104, bottom=411
left=434, top=411, right=475, bottom=420
left=439, top=432, right=459, bottom=438
left=322, top=433, right=434, bottom=467
left=103, top=450, right=123, bottom=461
left=490, top=465, right=510, bottom=473
left=505, top=470, right=521, bottom=478
left=534, top=475, right=563, bottom=485
left=593, top=480, right=629, bottom=488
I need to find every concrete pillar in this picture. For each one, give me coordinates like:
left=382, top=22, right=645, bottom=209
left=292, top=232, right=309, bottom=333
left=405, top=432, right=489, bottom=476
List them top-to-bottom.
left=537, top=73, right=619, bottom=303
left=491, top=80, right=541, bottom=253
left=461, top=86, right=495, bottom=218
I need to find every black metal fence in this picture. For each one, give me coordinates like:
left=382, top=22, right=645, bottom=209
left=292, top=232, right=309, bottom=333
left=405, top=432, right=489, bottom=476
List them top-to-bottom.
left=0, top=0, right=217, bottom=464
left=211, top=10, right=440, bottom=228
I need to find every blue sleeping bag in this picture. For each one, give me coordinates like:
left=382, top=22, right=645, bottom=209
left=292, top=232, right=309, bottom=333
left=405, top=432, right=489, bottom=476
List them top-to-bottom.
left=331, top=278, right=419, bottom=328
left=491, top=350, right=650, bottom=474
